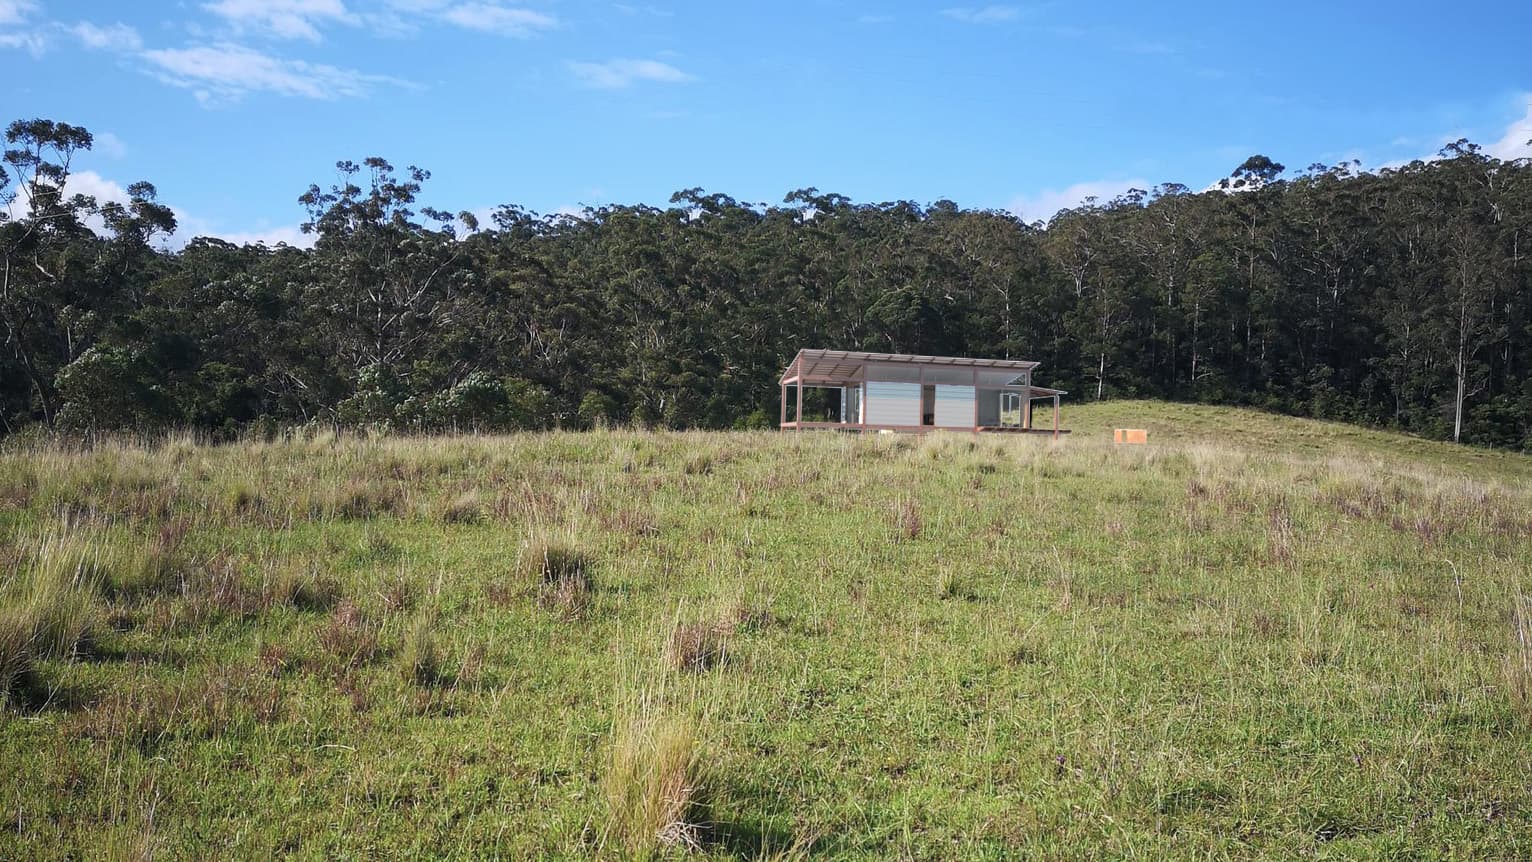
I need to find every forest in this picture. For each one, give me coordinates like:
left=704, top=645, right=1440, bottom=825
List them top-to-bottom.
left=2, top=118, right=1529, bottom=447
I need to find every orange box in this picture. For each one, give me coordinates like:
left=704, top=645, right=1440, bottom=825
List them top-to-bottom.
left=1114, top=428, right=1147, bottom=445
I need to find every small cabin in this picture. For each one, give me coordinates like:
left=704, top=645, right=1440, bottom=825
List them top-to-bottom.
left=778, top=349, right=1066, bottom=436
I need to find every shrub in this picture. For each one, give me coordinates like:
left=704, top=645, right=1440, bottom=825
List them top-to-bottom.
left=604, top=708, right=708, bottom=857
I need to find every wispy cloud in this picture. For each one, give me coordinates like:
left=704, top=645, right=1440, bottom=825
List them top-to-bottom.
left=0, top=0, right=47, bottom=55
left=202, top=0, right=354, bottom=42
left=363, top=1, right=558, bottom=38
left=440, top=3, right=557, bottom=37
left=614, top=4, right=673, bottom=17
left=941, top=6, right=1020, bottom=24
left=70, top=21, right=142, bottom=52
left=142, top=42, right=408, bottom=104
left=567, top=57, right=692, bottom=89
left=1488, top=96, right=1532, bottom=162
left=94, top=131, right=127, bottom=159
left=1007, top=177, right=1149, bottom=223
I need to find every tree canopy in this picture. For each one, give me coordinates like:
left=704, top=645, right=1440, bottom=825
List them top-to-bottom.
left=3, top=117, right=1530, bottom=447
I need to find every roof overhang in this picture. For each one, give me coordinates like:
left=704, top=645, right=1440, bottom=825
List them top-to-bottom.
left=780, top=348, right=1041, bottom=385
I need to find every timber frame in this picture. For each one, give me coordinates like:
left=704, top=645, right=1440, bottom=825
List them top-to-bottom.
left=778, top=348, right=1066, bottom=438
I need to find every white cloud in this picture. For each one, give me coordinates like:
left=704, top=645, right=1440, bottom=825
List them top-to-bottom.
left=0, top=0, right=46, bottom=55
left=0, top=0, right=35, bottom=25
left=202, top=0, right=353, bottom=42
left=361, top=1, right=557, bottom=38
left=440, top=3, right=557, bottom=37
left=614, top=4, right=673, bottom=17
left=941, top=6, right=1020, bottom=24
left=70, top=21, right=142, bottom=52
left=0, top=29, right=44, bottom=53
left=141, top=42, right=406, bottom=103
left=567, top=57, right=692, bottom=89
left=1487, top=97, right=1532, bottom=162
left=94, top=131, right=127, bottom=159
left=8, top=168, right=134, bottom=233
left=1006, top=178, right=1149, bottom=223
left=213, top=224, right=315, bottom=248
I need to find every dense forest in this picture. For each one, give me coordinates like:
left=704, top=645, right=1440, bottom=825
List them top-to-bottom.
left=2, top=118, right=1529, bottom=447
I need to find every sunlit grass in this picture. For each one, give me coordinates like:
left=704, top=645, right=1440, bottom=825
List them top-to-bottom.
left=1, top=401, right=1529, bottom=858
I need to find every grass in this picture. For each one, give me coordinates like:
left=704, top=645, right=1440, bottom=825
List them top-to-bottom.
left=1, top=400, right=1530, bottom=858
left=604, top=685, right=710, bottom=857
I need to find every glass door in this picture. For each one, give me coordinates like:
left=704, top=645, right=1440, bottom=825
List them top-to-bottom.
left=1000, top=392, right=1022, bottom=427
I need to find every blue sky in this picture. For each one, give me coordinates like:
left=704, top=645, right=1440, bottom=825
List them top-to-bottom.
left=3, top=1, right=1530, bottom=246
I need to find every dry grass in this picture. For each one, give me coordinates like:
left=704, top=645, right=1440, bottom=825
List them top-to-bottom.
left=3, top=407, right=1532, bottom=857
left=438, top=490, right=483, bottom=524
left=892, top=497, right=922, bottom=541
left=6, top=531, right=104, bottom=670
left=511, top=533, right=594, bottom=616
left=261, top=563, right=341, bottom=612
left=1507, top=592, right=1532, bottom=718
left=316, top=599, right=381, bottom=670
left=399, top=608, right=444, bottom=686
left=664, top=617, right=734, bottom=672
left=604, top=700, right=709, bottom=857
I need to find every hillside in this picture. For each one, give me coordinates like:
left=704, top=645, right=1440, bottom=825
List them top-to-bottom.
left=2, top=403, right=1530, bottom=859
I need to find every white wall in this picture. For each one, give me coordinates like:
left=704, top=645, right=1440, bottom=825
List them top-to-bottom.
left=865, top=382, right=920, bottom=426
left=933, top=385, right=975, bottom=428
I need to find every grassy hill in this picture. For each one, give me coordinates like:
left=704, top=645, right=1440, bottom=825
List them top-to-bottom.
left=2, top=402, right=1530, bottom=859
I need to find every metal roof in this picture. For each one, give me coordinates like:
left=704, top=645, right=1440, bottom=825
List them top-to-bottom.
left=781, top=348, right=1040, bottom=383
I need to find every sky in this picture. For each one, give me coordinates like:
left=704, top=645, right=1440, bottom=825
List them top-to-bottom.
left=3, top=0, right=1531, bottom=247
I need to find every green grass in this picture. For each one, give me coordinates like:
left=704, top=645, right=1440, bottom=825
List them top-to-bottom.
left=1, top=401, right=1530, bottom=859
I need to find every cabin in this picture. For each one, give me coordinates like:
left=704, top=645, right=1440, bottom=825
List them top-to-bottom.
left=778, top=349, right=1066, bottom=436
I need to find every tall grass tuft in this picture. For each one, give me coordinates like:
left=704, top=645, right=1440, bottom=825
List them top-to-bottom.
left=439, top=490, right=483, bottom=524
left=892, top=497, right=922, bottom=541
left=18, top=532, right=103, bottom=660
left=512, top=533, right=594, bottom=616
left=1507, top=591, right=1532, bottom=718
left=400, top=608, right=444, bottom=686
left=0, top=610, right=35, bottom=705
left=664, top=617, right=733, bottom=672
left=604, top=698, right=709, bottom=857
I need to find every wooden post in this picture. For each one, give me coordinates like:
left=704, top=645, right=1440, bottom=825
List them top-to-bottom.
left=972, top=367, right=979, bottom=433
left=795, top=382, right=804, bottom=432
left=780, top=383, right=787, bottom=429
left=1053, top=395, right=1060, bottom=440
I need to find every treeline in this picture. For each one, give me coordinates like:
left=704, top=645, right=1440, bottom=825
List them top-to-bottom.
left=2, top=118, right=1530, bottom=447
